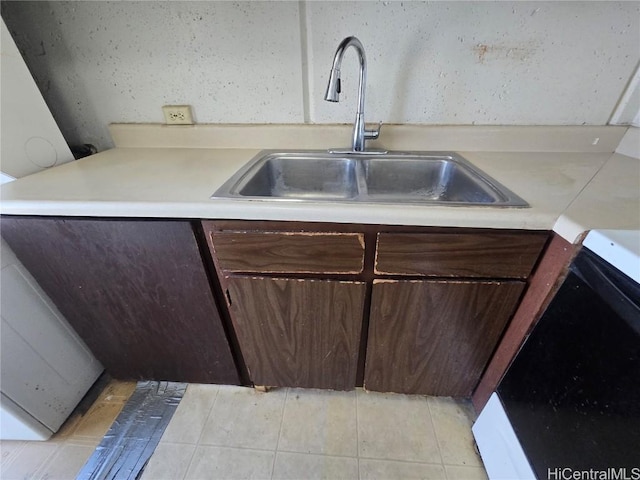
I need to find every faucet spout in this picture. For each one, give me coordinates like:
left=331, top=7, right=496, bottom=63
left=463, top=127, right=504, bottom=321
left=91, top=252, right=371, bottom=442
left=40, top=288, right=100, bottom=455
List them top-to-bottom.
left=324, top=36, right=380, bottom=152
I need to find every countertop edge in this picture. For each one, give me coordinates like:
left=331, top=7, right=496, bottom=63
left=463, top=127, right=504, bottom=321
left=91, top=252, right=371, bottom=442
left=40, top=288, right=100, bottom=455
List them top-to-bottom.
left=2, top=142, right=638, bottom=244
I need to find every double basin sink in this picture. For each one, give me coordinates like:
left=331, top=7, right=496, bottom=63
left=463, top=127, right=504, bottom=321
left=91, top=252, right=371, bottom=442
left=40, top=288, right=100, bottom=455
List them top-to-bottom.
left=212, top=151, right=528, bottom=207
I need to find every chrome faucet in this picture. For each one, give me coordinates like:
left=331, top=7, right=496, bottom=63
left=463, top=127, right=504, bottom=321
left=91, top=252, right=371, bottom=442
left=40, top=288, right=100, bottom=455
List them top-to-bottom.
left=324, top=36, right=381, bottom=152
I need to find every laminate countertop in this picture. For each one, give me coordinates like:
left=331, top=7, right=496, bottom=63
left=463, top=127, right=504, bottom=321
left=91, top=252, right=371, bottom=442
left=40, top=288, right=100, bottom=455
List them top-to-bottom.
left=1, top=125, right=638, bottom=244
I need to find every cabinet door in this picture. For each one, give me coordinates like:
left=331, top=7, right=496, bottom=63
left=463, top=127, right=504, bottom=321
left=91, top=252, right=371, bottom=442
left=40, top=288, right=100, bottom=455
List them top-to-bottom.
left=1, top=217, right=239, bottom=384
left=226, top=276, right=366, bottom=390
left=365, top=279, right=524, bottom=396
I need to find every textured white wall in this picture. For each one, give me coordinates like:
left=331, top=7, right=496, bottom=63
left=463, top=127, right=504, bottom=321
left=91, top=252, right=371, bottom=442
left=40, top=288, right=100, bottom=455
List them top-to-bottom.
left=2, top=1, right=639, bottom=151
left=2, top=1, right=305, bottom=150
left=308, top=2, right=640, bottom=126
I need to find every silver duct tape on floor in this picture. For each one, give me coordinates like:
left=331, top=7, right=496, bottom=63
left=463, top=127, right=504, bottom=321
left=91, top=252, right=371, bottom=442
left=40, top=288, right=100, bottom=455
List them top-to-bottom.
left=77, top=381, right=187, bottom=480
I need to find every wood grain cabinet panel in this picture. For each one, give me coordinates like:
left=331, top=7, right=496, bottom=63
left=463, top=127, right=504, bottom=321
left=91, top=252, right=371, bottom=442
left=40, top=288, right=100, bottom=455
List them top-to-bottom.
left=0, top=216, right=239, bottom=384
left=202, top=220, right=548, bottom=396
left=210, top=231, right=365, bottom=274
left=375, top=232, right=547, bottom=278
left=226, top=276, right=366, bottom=390
left=364, top=279, right=525, bottom=396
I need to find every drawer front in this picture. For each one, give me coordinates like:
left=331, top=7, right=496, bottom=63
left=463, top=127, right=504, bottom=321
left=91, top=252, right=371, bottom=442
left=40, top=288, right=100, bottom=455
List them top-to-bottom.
left=211, top=231, right=365, bottom=274
left=375, top=232, right=547, bottom=278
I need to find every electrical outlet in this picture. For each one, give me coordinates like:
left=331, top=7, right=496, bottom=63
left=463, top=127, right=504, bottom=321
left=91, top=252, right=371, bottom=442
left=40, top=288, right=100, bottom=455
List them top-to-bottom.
left=162, top=105, right=193, bottom=125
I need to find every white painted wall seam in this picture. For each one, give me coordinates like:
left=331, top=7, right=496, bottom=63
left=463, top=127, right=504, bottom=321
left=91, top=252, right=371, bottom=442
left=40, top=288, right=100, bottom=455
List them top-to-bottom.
left=298, top=0, right=311, bottom=124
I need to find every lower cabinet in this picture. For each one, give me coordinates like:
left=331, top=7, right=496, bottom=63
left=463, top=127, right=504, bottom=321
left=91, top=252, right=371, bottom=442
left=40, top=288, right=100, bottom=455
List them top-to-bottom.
left=2, top=215, right=546, bottom=396
left=1, top=216, right=240, bottom=384
left=205, top=220, right=548, bottom=397
left=226, top=276, right=366, bottom=390
left=364, top=279, right=525, bottom=396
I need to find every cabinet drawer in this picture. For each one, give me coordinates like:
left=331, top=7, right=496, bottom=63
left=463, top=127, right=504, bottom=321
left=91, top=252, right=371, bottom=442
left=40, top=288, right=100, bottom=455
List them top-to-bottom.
left=211, top=231, right=365, bottom=274
left=375, top=232, right=547, bottom=278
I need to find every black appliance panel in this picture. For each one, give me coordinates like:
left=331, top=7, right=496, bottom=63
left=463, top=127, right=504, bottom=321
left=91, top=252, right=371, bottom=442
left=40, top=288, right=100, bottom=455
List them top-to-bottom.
left=497, top=248, right=640, bottom=477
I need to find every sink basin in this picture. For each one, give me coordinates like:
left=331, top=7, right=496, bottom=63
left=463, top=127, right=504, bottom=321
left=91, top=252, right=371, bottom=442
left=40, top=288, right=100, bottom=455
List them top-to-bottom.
left=212, top=151, right=528, bottom=207
left=236, top=156, right=358, bottom=200
left=362, top=157, right=506, bottom=203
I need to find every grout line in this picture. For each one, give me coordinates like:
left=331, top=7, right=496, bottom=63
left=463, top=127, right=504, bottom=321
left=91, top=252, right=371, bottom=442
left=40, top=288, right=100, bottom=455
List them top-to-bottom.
left=182, top=384, right=221, bottom=480
left=193, top=385, right=221, bottom=446
left=270, top=387, right=289, bottom=479
left=425, top=396, right=447, bottom=474
left=156, top=439, right=203, bottom=446
left=0, top=441, right=28, bottom=468
left=28, top=441, right=64, bottom=480
left=187, top=444, right=280, bottom=454
left=267, top=447, right=449, bottom=467
left=276, top=449, right=359, bottom=460
left=357, top=455, right=450, bottom=467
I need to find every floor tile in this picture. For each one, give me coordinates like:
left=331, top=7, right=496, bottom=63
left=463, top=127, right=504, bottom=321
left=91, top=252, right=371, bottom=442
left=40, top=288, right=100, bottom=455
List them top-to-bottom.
left=96, top=380, right=137, bottom=403
left=160, top=384, right=219, bottom=444
left=199, top=386, right=286, bottom=450
left=279, top=388, right=357, bottom=456
left=357, top=390, right=440, bottom=463
left=428, top=397, right=481, bottom=466
left=72, top=401, right=126, bottom=439
left=52, top=411, right=84, bottom=441
left=34, top=439, right=98, bottom=480
left=0, top=440, right=26, bottom=466
left=2, top=442, right=59, bottom=479
left=140, top=442, right=196, bottom=480
left=185, top=445, right=275, bottom=480
left=272, top=451, right=358, bottom=480
left=359, top=458, right=446, bottom=480
left=445, top=465, right=489, bottom=480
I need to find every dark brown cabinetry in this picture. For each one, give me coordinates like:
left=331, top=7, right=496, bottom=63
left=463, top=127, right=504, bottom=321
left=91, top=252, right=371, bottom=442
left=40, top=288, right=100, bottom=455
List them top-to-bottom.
left=2, top=214, right=547, bottom=396
left=1, top=217, right=240, bottom=384
left=203, top=221, right=367, bottom=390
left=204, top=221, right=548, bottom=397
left=212, top=230, right=365, bottom=274
left=365, top=230, right=547, bottom=396
left=374, top=232, right=546, bottom=278
left=226, top=276, right=365, bottom=390
left=365, top=279, right=524, bottom=396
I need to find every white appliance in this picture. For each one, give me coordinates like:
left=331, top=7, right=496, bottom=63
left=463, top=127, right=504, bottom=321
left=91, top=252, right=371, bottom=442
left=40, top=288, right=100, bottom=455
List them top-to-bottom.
left=0, top=18, right=76, bottom=179
left=0, top=19, right=103, bottom=440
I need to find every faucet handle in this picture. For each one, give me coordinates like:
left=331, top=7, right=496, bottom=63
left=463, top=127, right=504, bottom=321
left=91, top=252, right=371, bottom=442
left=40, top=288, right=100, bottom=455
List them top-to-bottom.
left=364, top=121, right=382, bottom=140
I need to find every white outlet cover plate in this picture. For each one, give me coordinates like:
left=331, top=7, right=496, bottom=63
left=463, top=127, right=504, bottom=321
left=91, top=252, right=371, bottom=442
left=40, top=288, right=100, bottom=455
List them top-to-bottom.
left=162, top=105, right=193, bottom=125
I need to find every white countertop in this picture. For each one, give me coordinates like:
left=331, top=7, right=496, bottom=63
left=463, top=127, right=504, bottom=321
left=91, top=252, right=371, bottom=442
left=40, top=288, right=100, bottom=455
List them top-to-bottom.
left=1, top=124, right=638, bottom=244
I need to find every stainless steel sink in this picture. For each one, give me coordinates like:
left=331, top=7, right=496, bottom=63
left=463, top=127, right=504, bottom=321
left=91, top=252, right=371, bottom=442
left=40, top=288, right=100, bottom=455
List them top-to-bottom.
left=212, top=151, right=528, bottom=207
left=235, top=156, right=358, bottom=200
left=362, top=157, right=507, bottom=203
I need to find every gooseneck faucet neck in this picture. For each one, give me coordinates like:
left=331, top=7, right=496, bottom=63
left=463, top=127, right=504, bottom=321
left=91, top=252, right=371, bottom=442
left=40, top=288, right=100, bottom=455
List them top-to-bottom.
left=324, top=36, right=380, bottom=152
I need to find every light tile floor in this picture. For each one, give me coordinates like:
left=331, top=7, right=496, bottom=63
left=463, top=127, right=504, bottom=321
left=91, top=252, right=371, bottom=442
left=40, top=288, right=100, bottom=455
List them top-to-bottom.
left=0, top=380, right=137, bottom=480
left=0, top=382, right=488, bottom=480
left=142, top=385, right=488, bottom=480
